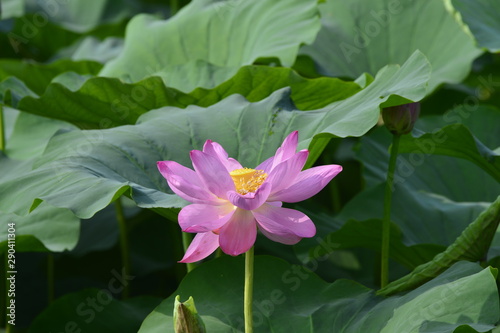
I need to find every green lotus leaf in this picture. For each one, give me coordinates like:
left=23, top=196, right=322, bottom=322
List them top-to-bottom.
left=100, top=0, right=321, bottom=91
left=301, top=0, right=482, bottom=91
left=452, top=0, right=500, bottom=52
left=0, top=52, right=430, bottom=219
left=13, top=66, right=361, bottom=129
left=139, top=256, right=498, bottom=332
left=29, top=289, right=162, bottom=333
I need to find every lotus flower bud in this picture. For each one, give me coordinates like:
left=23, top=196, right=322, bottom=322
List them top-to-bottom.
left=382, top=102, right=420, bottom=135
left=173, top=295, right=206, bottom=333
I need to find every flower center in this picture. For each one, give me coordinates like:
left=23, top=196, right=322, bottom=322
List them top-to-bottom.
left=229, top=168, right=267, bottom=195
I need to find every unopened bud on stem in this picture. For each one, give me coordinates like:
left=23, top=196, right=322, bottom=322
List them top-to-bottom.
left=382, top=102, right=420, bottom=135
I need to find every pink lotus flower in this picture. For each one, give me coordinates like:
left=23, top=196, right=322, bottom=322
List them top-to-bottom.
left=157, top=131, right=342, bottom=263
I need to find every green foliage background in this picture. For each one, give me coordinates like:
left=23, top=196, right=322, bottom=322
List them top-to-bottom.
left=1, top=0, right=500, bottom=332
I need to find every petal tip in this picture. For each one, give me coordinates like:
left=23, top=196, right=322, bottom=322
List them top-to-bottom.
left=288, top=130, right=299, bottom=139
left=283, top=131, right=299, bottom=145
left=203, top=139, right=213, bottom=151
left=333, top=164, right=343, bottom=174
left=178, top=259, right=194, bottom=264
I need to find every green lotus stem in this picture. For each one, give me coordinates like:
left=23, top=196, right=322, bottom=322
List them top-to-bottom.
left=381, top=134, right=401, bottom=288
left=115, top=197, right=131, bottom=299
left=182, top=233, right=196, bottom=273
left=244, top=247, right=254, bottom=333
left=47, top=254, right=55, bottom=304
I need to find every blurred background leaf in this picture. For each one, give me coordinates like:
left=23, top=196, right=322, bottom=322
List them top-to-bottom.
left=100, top=0, right=322, bottom=91
left=300, top=0, right=482, bottom=91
